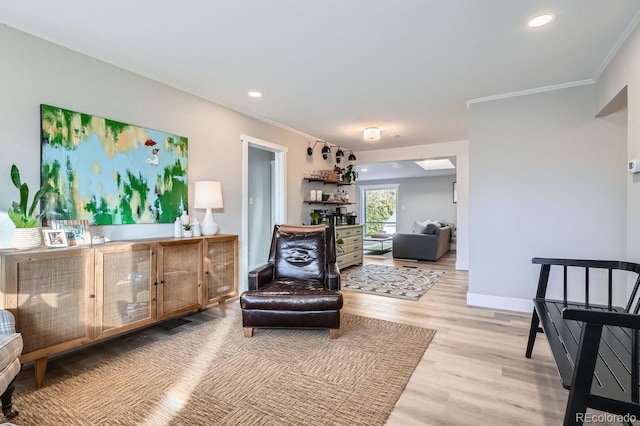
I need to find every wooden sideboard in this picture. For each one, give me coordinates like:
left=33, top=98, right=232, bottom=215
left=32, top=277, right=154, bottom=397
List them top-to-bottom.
left=336, top=225, right=363, bottom=269
left=0, top=234, right=238, bottom=387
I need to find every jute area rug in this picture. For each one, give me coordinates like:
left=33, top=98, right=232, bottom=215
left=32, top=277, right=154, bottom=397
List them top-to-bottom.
left=342, top=264, right=444, bottom=300
left=13, top=311, right=435, bottom=426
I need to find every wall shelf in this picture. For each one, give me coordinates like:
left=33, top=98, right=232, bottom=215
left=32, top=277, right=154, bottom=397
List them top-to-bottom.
left=304, top=178, right=353, bottom=186
left=305, top=200, right=354, bottom=205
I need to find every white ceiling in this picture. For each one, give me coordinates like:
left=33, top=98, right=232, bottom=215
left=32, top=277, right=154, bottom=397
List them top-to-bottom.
left=1, top=1, right=639, bottom=160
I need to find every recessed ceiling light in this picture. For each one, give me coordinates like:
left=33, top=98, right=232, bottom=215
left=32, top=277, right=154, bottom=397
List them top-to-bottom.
left=528, top=13, right=555, bottom=28
left=248, top=91, right=263, bottom=98
left=415, top=159, right=456, bottom=171
left=361, top=168, right=368, bottom=172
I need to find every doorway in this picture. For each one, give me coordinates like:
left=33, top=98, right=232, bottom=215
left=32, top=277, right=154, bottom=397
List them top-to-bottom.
left=241, top=135, right=287, bottom=292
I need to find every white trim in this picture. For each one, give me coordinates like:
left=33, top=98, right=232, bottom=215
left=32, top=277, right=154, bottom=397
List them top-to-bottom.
left=593, top=9, right=640, bottom=81
left=466, top=79, right=593, bottom=107
left=241, top=134, right=287, bottom=292
left=455, top=259, right=468, bottom=271
left=466, top=292, right=532, bottom=313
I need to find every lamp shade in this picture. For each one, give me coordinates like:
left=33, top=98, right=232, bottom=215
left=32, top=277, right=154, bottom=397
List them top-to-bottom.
left=194, top=181, right=224, bottom=209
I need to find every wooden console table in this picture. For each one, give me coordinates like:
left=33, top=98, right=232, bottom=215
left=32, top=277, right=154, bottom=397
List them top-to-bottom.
left=0, top=234, right=238, bottom=388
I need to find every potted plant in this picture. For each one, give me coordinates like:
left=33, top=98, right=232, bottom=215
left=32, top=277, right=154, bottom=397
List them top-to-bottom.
left=9, top=164, right=53, bottom=249
left=341, top=164, right=358, bottom=183
left=183, top=223, right=193, bottom=237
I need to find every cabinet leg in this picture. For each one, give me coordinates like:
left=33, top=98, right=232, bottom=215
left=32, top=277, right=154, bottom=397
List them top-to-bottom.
left=218, top=300, right=227, bottom=317
left=244, top=328, right=253, bottom=338
left=330, top=329, right=339, bottom=339
left=35, top=357, right=47, bottom=388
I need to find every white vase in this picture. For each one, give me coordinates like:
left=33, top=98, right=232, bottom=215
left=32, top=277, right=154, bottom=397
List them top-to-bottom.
left=12, top=228, right=43, bottom=250
left=183, top=230, right=193, bottom=238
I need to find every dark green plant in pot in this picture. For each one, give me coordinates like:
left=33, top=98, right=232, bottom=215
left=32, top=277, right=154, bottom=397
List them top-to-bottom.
left=9, top=164, right=52, bottom=228
left=341, top=164, right=358, bottom=183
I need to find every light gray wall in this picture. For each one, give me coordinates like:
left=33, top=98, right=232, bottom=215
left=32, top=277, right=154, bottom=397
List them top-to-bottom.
left=0, top=25, right=331, bottom=250
left=468, top=84, right=627, bottom=311
left=248, top=146, right=274, bottom=269
left=357, top=175, right=457, bottom=234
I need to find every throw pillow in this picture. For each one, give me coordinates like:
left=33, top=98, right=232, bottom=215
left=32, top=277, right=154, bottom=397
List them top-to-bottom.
left=412, top=220, right=430, bottom=234
left=425, top=222, right=441, bottom=235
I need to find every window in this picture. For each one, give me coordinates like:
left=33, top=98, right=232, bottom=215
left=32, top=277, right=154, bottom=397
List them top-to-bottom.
left=360, top=184, right=398, bottom=237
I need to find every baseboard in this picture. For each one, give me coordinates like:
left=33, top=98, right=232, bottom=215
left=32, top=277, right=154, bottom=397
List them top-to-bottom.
left=466, top=292, right=533, bottom=313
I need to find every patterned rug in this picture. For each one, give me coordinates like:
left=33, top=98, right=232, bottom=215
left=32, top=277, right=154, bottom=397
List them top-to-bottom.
left=342, top=264, right=444, bottom=300
left=13, top=311, right=435, bottom=425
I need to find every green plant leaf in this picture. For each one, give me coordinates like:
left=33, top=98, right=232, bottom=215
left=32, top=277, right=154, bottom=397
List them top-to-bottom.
left=10, top=164, right=21, bottom=189
left=19, top=183, right=28, bottom=217
left=29, top=184, right=51, bottom=218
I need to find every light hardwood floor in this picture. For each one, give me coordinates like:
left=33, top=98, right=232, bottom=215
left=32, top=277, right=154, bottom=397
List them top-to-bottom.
left=14, top=250, right=621, bottom=425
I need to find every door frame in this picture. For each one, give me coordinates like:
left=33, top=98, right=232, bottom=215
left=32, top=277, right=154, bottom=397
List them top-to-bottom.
left=241, top=134, right=287, bottom=292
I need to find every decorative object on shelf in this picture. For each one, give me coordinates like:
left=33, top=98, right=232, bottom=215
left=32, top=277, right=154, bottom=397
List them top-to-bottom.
left=40, top=104, right=189, bottom=225
left=363, top=127, right=381, bottom=141
left=306, top=141, right=356, bottom=163
left=9, top=163, right=52, bottom=249
left=341, top=164, right=358, bottom=183
left=194, top=181, right=224, bottom=236
left=310, top=190, right=317, bottom=201
left=316, top=190, right=323, bottom=201
left=180, top=211, right=189, bottom=226
left=173, top=217, right=182, bottom=238
left=192, top=218, right=201, bottom=236
left=50, top=219, right=91, bottom=246
left=183, top=223, right=193, bottom=237
left=42, top=229, right=69, bottom=248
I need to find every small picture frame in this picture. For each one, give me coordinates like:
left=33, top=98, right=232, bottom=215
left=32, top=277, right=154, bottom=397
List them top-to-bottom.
left=50, top=220, right=91, bottom=246
left=43, top=229, right=69, bottom=248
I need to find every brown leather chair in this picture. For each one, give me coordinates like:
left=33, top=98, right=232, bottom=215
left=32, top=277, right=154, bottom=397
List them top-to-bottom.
left=240, top=224, right=343, bottom=338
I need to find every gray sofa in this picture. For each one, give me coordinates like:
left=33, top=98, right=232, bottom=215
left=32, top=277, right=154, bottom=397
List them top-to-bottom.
left=392, top=226, right=451, bottom=261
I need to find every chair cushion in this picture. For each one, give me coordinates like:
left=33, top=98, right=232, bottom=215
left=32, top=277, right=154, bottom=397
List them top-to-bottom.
left=273, top=228, right=326, bottom=281
left=240, top=279, right=343, bottom=311
left=0, top=333, right=22, bottom=373
left=0, top=358, right=21, bottom=396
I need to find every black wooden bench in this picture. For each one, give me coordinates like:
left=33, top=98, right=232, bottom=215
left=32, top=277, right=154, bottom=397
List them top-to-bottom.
left=526, top=258, right=640, bottom=426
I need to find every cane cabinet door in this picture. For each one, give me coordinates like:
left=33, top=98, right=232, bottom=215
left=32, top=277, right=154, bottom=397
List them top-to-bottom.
left=203, top=235, right=238, bottom=305
left=156, top=239, right=203, bottom=319
left=94, top=242, right=157, bottom=340
left=2, top=248, right=95, bottom=362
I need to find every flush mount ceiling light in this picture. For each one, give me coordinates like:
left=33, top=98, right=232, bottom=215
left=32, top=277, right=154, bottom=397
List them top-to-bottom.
left=528, top=13, right=555, bottom=28
left=248, top=91, right=263, bottom=98
left=363, top=127, right=381, bottom=141
left=415, top=159, right=456, bottom=171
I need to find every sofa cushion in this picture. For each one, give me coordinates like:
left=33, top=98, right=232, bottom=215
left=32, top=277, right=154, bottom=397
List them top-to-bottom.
left=412, top=220, right=430, bottom=234
left=425, top=222, right=441, bottom=235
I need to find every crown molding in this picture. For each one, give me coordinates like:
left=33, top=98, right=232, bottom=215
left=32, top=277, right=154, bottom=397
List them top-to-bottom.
left=592, top=9, right=640, bottom=81
left=466, top=79, right=594, bottom=107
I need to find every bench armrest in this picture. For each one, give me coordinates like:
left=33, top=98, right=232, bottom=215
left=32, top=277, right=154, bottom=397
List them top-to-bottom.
left=562, top=308, right=640, bottom=329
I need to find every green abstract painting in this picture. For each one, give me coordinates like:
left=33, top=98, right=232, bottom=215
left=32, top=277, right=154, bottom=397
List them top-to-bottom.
left=40, top=104, right=188, bottom=225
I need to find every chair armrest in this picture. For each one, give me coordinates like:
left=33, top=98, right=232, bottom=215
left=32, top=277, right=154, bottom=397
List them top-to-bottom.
left=248, top=263, right=274, bottom=290
left=327, top=263, right=340, bottom=290
left=562, top=308, right=640, bottom=329
left=0, top=310, right=16, bottom=334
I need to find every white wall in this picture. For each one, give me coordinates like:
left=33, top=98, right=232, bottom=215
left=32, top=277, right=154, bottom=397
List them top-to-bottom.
left=595, top=22, right=640, bottom=265
left=0, top=26, right=331, bottom=254
left=468, top=84, right=627, bottom=312
left=355, top=140, right=469, bottom=270
left=357, top=175, right=457, bottom=234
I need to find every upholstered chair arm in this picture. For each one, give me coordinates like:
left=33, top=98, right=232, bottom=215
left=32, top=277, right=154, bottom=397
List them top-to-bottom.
left=248, top=263, right=274, bottom=290
left=326, top=263, right=341, bottom=290
left=0, top=310, right=16, bottom=334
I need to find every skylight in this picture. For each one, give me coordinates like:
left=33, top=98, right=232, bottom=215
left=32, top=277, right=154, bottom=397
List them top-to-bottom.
left=414, top=159, right=456, bottom=171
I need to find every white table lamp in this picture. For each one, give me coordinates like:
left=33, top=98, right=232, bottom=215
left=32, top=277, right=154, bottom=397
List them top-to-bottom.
left=194, top=181, right=224, bottom=236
